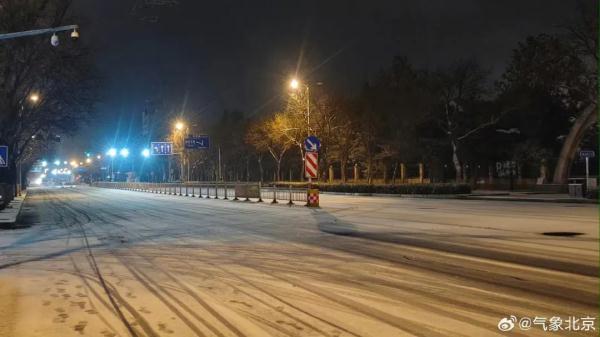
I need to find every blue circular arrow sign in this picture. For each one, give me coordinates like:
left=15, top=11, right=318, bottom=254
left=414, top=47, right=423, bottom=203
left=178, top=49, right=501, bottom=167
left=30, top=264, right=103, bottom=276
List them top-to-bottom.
left=304, top=135, right=321, bottom=152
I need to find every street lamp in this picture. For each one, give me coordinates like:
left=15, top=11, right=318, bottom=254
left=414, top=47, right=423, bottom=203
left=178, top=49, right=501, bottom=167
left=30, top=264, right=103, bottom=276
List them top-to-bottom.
left=289, top=78, right=311, bottom=136
left=290, top=78, right=300, bottom=90
left=29, top=93, right=40, bottom=103
left=173, top=120, right=189, bottom=181
left=107, top=148, right=117, bottom=181
left=119, top=148, right=129, bottom=158
left=141, top=149, right=150, bottom=158
left=85, top=158, right=92, bottom=164
left=53, top=160, right=60, bottom=166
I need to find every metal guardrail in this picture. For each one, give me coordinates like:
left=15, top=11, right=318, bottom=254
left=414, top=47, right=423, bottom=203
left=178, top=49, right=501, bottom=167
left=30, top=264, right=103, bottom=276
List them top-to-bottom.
left=93, top=182, right=308, bottom=204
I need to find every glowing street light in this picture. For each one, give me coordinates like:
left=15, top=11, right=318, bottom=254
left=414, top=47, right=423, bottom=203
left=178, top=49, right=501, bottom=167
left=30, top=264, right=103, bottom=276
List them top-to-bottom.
left=288, top=76, right=311, bottom=137
left=290, top=78, right=300, bottom=90
left=29, top=93, right=40, bottom=103
left=175, top=121, right=185, bottom=131
left=107, top=148, right=117, bottom=158
left=119, top=148, right=129, bottom=158
left=141, top=148, right=150, bottom=158
left=96, top=155, right=102, bottom=160
left=85, top=158, right=92, bottom=164
left=41, top=160, right=48, bottom=167
left=54, top=160, right=60, bottom=166
left=70, top=161, right=78, bottom=168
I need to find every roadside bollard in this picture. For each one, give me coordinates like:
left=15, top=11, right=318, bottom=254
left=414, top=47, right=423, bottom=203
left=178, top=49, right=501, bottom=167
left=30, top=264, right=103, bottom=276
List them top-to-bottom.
left=223, top=182, right=229, bottom=200
left=257, top=182, right=263, bottom=202
left=179, top=184, right=183, bottom=196
left=185, top=184, right=189, bottom=197
left=287, top=184, right=293, bottom=205
left=191, top=185, right=195, bottom=197
left=306, top=187, right=319, bottom=207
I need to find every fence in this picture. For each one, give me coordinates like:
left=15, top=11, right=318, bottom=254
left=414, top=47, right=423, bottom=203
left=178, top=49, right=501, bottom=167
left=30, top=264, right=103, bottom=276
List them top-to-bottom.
left=93, top=182, right=308, bottom=204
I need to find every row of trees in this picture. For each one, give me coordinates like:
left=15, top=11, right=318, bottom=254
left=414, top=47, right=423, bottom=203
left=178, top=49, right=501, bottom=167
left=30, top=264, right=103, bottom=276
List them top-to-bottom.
left=0, top=0, right=97, bottom=188
left=181, top=14, right=595, bottom=185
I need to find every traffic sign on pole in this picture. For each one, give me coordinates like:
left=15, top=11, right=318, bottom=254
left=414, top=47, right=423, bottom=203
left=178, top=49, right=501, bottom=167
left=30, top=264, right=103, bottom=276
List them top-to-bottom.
left=184, top=135, right=210, bottom=149
left=304, top=135, right=321, bottom=152
left=151, top=142, right=173, bottom=155
left=0, top=146, right=7, bottom=167
left=579, top=150, right=595, bottom=159
left=580, top=150, right=595, bottom=190
left=305, top=152, right=318, bottom=178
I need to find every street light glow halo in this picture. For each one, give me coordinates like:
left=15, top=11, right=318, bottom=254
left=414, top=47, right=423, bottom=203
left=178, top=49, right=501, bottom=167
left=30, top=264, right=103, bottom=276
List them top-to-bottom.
left=290, top=78, right=300, bottom=90
left=107, top=148, right=117, bottom=158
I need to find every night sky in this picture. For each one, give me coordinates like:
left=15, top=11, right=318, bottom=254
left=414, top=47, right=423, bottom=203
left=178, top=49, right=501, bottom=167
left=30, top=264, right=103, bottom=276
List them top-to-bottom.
left=61, top=0, right=583, bottom=157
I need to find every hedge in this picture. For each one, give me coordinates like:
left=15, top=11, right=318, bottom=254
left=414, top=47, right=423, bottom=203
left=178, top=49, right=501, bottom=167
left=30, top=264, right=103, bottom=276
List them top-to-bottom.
left=273, top=182, right=471, bottom=195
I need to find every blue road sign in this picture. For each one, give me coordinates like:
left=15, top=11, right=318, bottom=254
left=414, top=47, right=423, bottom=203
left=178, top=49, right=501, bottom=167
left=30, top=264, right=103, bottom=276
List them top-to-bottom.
left=185, top=135, right=210, bottom=149
left=304, top=135, right=321, bottom=152
left=151, top=142, right=173, bottom=155
left=0, top=146, right=7, bottom=167
left=579, top=150, right=595, bottom=159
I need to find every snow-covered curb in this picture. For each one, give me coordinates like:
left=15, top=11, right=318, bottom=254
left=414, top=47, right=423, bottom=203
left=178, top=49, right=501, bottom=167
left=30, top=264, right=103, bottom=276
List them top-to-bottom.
left=0, top=191, right=27, bottom=225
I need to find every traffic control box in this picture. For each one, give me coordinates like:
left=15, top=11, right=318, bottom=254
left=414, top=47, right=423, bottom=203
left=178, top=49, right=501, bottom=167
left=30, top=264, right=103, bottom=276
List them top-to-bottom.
left=307, top=188, right=319, bottom=207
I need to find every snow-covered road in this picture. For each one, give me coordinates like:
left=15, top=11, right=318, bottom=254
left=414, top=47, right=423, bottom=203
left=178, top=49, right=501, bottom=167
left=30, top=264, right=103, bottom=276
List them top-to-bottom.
left=0, top=186, right=597, bottom=337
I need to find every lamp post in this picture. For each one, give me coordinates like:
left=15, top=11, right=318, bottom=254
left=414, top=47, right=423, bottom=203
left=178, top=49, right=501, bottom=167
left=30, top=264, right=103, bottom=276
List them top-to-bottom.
left=289, top=78, right=311, bottom=136
left=174, top=120, right=188, bottom=182
left=107, top=148, right=117, bottom=181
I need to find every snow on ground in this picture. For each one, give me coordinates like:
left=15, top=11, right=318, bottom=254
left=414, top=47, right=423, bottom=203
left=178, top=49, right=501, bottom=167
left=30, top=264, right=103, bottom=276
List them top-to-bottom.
left=0, top=186, right=597, bottom=337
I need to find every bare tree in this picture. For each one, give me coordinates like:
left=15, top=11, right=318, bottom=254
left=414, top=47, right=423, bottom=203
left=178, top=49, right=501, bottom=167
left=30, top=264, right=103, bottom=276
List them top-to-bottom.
left=0, top=0, right=98, bottom=186
left=552, top=5, right=597, bottom=183
left=433, top=60, right=503, bottom=182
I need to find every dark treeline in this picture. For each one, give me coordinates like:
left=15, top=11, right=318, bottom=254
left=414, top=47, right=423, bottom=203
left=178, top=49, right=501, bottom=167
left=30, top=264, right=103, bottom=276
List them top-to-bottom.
left=169, top=13, right=596, bottom=186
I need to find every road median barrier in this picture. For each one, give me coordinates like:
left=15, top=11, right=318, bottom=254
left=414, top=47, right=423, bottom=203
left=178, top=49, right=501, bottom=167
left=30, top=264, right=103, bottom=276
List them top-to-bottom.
left=92, top=182, right=308, bottom=205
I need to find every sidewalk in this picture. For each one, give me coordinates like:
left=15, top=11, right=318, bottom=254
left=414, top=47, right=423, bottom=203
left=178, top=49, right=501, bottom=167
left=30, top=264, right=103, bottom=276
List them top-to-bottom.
left=461, top=191, right=597, bottom=204
left=0, top=192, right=27, bottom=226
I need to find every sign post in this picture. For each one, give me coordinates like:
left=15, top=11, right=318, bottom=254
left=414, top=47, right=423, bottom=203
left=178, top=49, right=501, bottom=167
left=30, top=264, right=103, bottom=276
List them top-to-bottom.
left=304, top=136, right=321, bottom=207
left=579, top=150, right=595, bottom=190
left=305, top=152, right=318, bottom=179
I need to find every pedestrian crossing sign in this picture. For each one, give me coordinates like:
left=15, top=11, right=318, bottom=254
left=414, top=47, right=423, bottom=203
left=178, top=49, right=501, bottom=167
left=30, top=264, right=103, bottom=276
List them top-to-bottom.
left=0, top=146, right=7, bottom=167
